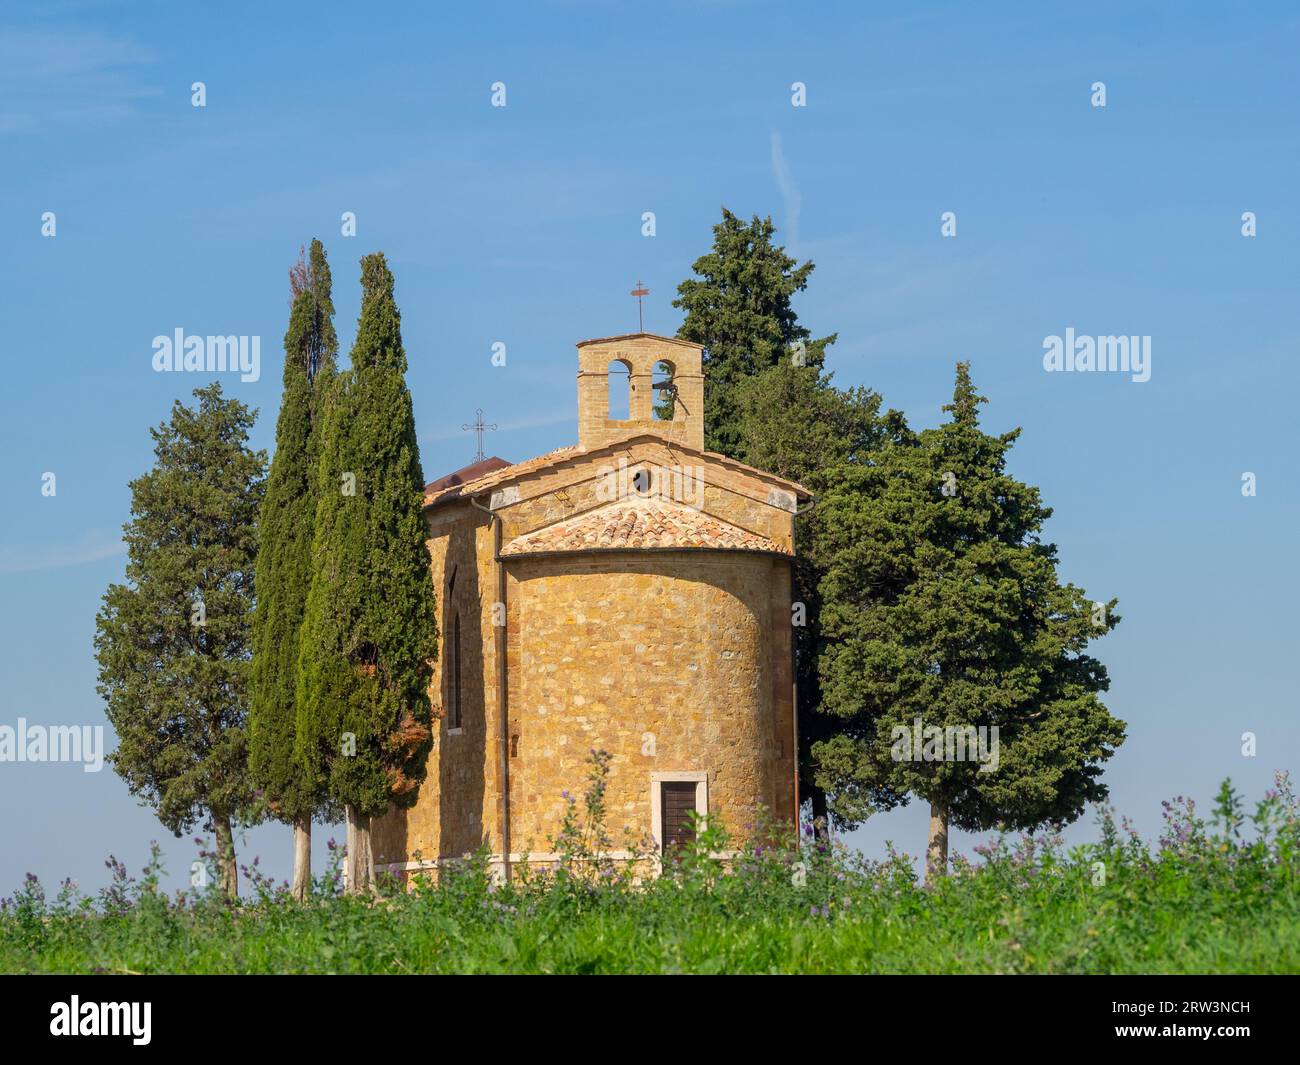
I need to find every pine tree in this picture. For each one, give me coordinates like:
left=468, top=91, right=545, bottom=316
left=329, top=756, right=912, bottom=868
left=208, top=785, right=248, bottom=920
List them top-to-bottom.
left=673, top=207, right=835, bottom=461
left=248, top=239, right=337, bottom=900
left=296, top=253, right=437, bottom=893
left=813, top=364, right=1126, bottom=881
left=95, top=384, right=267, bottom=899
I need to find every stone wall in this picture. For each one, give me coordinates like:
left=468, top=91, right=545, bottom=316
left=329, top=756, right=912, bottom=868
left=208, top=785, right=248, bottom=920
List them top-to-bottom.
left=577, top=335, right=705, bottom=452
left=372, top=501, right=503, bottom=869
left=373, top=528, right=797, bottom=871
left=503, top=551, right=796, bottom=857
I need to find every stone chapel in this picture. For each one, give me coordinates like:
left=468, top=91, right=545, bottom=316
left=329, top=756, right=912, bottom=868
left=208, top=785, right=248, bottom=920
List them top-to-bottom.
left=372, top=333, right=811, bottom=878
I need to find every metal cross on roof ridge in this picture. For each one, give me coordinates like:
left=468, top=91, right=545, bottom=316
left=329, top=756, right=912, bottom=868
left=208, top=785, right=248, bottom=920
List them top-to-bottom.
left=630, top=279, right=650, bottom=332
left=460, top=408, right=498, bottom=462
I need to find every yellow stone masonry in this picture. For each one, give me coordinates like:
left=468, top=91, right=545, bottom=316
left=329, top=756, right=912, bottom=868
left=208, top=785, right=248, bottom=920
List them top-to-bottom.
left=371, top=333, right=805, bottom=878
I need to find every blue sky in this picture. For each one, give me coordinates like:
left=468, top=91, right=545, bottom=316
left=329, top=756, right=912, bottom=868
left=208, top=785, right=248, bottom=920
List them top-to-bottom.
left=1, top=0, right=1297, bottom=893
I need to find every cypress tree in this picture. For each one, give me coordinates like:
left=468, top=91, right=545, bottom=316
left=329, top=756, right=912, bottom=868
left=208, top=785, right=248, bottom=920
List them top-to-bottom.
left=673, top=207, right=836, bottom=461
left=248, top=239, right=337, bottom=900
left=296, top=253, right=437, bottom=893
left=814, top=364, right=1127, bottom=881
left=95, top=384, right=266, bottom=899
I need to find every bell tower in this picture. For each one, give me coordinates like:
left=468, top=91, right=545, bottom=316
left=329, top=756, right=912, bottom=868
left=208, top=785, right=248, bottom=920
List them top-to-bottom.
left=575, top=333, right=705, bottom=452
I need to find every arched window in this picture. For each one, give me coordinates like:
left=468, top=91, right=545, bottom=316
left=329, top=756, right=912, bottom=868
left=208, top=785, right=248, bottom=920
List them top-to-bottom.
left=607, top=359, right=631, bottom=420
left=652, top=360, right=676, bottom=420
left=448, top=613, right=463, bottom=731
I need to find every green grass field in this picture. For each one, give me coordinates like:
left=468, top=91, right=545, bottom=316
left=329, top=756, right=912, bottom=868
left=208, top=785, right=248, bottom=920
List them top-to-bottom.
left=4, top=774, right=1298, bottom=975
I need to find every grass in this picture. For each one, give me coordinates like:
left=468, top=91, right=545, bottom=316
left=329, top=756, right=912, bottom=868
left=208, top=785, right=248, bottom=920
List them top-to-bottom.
left=3, top=767, right=1298, bottom=975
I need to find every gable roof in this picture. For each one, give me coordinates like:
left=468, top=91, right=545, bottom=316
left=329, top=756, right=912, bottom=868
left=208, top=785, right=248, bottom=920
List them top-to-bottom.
left=423, top=434, right=811, bottom=509
left=500, top=495, right=789, bottom=557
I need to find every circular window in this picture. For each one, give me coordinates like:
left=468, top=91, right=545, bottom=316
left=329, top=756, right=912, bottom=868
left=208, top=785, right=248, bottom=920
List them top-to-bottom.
left=632, top=467, right=653, bottom=495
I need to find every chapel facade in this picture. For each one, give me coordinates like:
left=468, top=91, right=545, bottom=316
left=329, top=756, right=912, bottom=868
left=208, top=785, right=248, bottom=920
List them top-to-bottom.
left=372, top=333, right=810, bottom=878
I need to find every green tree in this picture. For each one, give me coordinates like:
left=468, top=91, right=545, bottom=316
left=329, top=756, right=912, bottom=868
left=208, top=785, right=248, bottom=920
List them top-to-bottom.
left=673, top=208, right=836, bottom=461
left=249, top=239, right=338, bottom=900
left=296, top=253, right=438, bottom=893
left=734, top=360, right=890, bottom=830
left=813, top=363, right=1126, bottom=881
left=95, top=384, right=267, bottom=899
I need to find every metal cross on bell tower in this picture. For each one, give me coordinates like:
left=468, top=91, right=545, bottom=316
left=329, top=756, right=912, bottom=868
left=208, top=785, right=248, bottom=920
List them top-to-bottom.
left=630, top=279, right=650, bottom=332
left=461, top=408, right=497, bottom=462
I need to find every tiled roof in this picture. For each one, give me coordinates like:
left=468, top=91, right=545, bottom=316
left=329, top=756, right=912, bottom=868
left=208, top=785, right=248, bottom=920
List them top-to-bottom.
left=500, top=496, right=789, bottom=557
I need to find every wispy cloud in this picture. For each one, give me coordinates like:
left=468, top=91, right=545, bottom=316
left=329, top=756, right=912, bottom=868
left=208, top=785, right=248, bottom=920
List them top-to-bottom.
left=0, top=26, right=158, bottom=134
left=770, top=131, right=801, bottom=248
left=0, top=531, right=125, bottom=575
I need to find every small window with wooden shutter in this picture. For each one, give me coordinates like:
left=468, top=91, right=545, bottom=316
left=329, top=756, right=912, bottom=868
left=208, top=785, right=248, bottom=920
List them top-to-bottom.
left=651, top=773, right=707, bottom=860
left=660, top=781, right=699, bottom=853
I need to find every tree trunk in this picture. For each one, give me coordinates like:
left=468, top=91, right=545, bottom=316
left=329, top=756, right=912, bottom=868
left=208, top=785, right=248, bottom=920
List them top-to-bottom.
left=810, top=786, right=830, bottom=841
left=926, top=799, right=949, bottom=885
left=344, top=805, right=374, bottom=895
left=344, top=805, right=357, bottom=893
left=213, top=811, right=238, bottom=901
left=291, top=814, right=311, bottom=902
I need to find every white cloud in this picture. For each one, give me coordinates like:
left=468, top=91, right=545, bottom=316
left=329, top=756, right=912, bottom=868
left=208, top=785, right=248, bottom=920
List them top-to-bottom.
left=0, top=26, right=158, bottom=134
left=770, top=131, right=801, bottom=248
left=0, top=531, right=125, bottom=574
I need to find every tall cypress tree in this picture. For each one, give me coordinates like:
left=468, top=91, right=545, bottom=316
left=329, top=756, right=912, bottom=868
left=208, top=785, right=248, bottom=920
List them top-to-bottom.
left=673, top=207, right=836, bottom=461
left=249, top=239, right=337, bottom=900
left=296, top=253, right=437, bottom=893
left=814, top=364, right=1126, bottom=881
left=95, top=384, right=266, bottom=900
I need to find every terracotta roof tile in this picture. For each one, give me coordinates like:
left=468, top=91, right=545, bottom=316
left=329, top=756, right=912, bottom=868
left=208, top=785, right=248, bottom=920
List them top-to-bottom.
left=501, top=497, right=789, bottom=557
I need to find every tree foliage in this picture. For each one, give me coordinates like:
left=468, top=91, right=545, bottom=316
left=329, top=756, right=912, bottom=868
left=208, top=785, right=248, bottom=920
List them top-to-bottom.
left=674, top=208, right=836, bottom=461
left=249, top=239, right=338, bottom=826
left=295, top=253, right=438, bottom=820
left=813, top=363, right=1126, bottom=834
left=94, top=384, right=266, bottom=895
